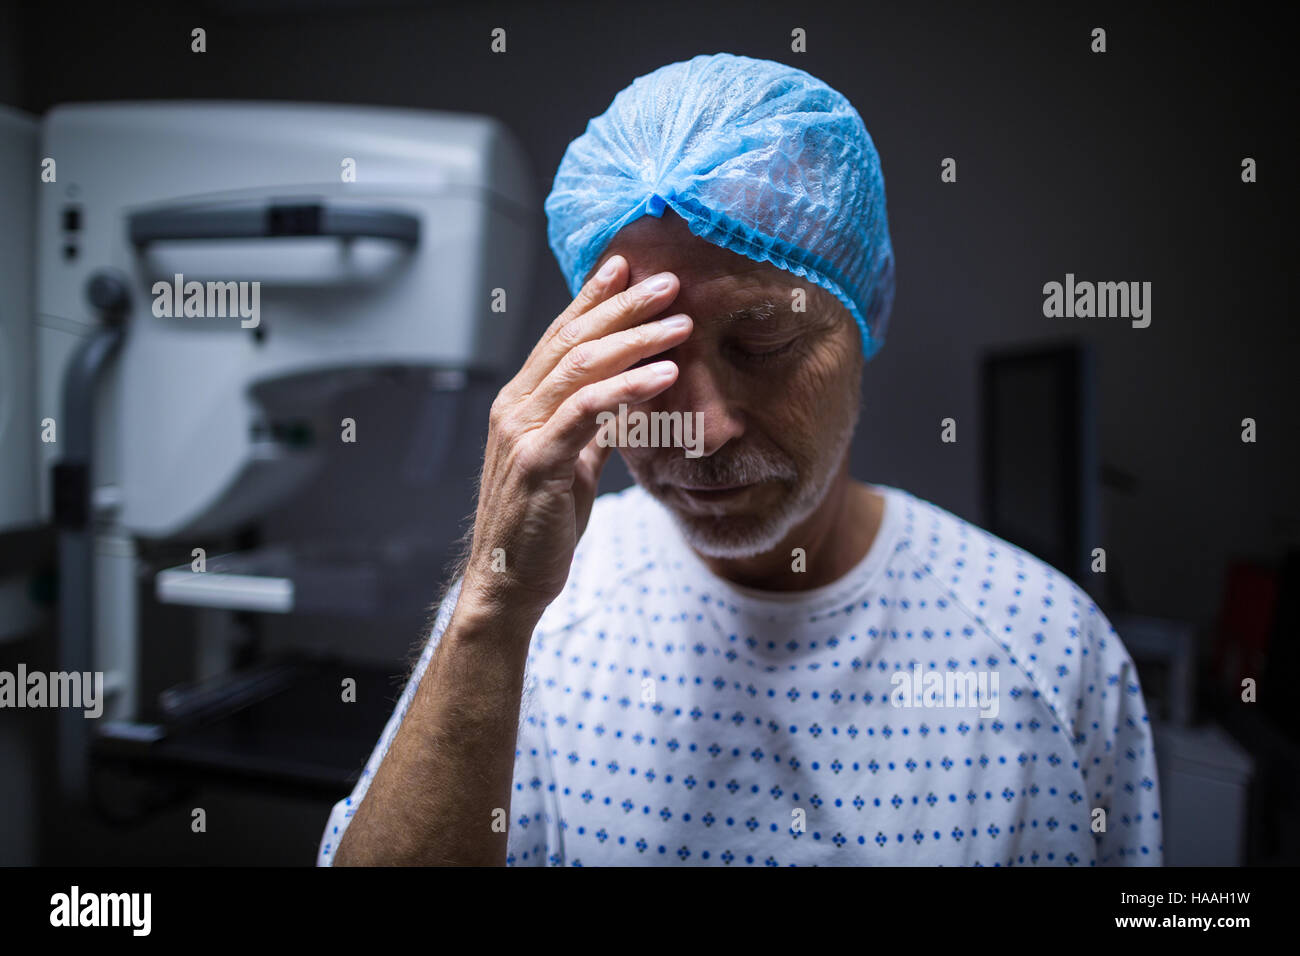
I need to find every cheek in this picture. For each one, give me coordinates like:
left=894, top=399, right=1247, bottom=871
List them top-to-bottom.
left=759, top=339, right=859, bottom=454
left=618, top=444, right=653, bottom=470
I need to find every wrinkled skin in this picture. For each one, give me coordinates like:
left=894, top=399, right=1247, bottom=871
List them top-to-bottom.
left=591, top=211, right=882, bottom=590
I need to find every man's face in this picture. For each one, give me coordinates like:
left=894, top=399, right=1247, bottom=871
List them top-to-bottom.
left=591, top=212, right=865, bottom=559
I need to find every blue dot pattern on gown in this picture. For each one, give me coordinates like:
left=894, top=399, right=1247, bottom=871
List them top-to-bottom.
left=317, top=483, right=1163, bottom=867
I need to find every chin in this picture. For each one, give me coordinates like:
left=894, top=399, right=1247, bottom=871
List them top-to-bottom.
left=625, top=456, right=830, bottom=561
left=660, top=492, right=808, bottom=560
left=670, top=515, right=780, bottom=561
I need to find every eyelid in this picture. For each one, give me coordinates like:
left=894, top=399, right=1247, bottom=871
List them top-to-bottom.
left=734, top=328, right=799, bottom=346
left=733, top=337, right=798, bottom=360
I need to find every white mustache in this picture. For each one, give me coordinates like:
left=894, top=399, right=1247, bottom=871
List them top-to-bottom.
left=652, top=447, right=797, bottom=487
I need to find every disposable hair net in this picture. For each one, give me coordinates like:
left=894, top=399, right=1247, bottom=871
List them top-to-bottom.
left=545, top=52, right=895, bottom=359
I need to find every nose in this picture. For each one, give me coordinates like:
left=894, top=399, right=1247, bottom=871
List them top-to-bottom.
left=648, top=348, right=745, bottom=457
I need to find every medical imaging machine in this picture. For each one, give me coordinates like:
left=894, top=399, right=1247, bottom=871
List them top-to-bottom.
left=0, top=101, right=536, bottom=807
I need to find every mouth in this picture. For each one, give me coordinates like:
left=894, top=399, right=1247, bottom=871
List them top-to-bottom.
left=672, top=482, right=756, bottom=505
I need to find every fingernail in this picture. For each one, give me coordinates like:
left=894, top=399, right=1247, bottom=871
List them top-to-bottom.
left=597, top=257, right=620, bottom=281
left=644, top=273, right=674, bottom=294
left=660, top=314, right=691, bottom=331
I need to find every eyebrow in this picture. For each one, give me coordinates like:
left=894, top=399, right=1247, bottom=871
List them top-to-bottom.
left=716, top=299, right=781, bottom=324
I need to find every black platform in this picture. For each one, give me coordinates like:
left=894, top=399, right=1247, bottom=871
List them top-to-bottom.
left=92, top=658, right=407, bottom=800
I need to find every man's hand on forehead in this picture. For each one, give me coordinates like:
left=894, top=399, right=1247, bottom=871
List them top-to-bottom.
left=460, top=252, right=697, bottom=614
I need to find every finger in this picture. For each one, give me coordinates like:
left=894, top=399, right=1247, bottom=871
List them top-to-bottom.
left=514, top=254, right=629, bottom=393
left=544, top=254, right=628, bottom=347
left=516, top=269, right=681, bottom=396
left=531, top=312, right=693, bottom=419
left=539, top=360, right=679, bottom=466
left=575, top=428, right=615, bottom=490
left=574, top=433, right=614, bottom=539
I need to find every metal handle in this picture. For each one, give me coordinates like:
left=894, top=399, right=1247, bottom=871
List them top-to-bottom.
left=129, top=200, right=420, bottom=246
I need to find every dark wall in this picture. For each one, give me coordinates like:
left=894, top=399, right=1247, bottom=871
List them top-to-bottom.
left=1, top=0, right=1292, bottom=864
left=10, top=0, right=1294, bottom=627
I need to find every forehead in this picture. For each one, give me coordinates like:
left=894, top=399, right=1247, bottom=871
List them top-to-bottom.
left=592, top=212, right=849, bottom=329
left=597, top=212, right=794, bottom=297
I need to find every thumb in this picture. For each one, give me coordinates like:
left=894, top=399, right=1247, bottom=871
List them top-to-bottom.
left=574, top=432, right=615, bottom=539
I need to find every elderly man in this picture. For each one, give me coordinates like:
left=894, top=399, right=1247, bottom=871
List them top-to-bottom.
left=319, top=53, right=1162, bottom=867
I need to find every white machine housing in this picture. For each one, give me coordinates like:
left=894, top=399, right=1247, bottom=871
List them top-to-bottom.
left=1, top=101, right=537, bottom=731
left=33, top=101, right=535, bottom=539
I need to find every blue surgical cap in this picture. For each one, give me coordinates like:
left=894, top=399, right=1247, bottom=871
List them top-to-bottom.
left=545, top=52, right=895, bottom=359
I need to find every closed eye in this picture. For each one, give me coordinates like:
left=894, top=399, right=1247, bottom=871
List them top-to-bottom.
left=732, top=338, right=798, bottom=362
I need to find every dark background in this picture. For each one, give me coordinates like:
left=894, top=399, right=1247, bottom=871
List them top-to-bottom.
left=0, top=0, right=1293, bottom=865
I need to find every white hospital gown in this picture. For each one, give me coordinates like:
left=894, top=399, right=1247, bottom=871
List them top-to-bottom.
left=318, top=483, right=1163, bottom=866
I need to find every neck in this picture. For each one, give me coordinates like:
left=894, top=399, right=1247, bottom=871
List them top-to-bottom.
left=693, top=462, right=884, bottom=592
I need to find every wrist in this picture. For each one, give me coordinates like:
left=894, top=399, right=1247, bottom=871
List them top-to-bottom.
left=453, top=572, right=548, bottom=643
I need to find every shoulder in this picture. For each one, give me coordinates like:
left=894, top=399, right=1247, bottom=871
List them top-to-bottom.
left=887, top=488, right=1130, bottom=748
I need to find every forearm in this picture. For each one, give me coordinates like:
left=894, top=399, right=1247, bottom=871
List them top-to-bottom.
left=333, top=253, right=669, bottom=864
left=332, top=596, right=538, bottom=866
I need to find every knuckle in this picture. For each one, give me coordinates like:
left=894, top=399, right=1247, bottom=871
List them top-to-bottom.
left=613, top=288, right=638, bottom=314
left=548, top=305, right=577, bottom=336
left=556, top=317, right=584, bottom=346
left=565, top=341, right=594, bottom=375
left=569, top=383, right=597, bottom=418
left=489, top=398, right=524, bottom=442
left=511, top=437, right=540, bottom=475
